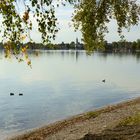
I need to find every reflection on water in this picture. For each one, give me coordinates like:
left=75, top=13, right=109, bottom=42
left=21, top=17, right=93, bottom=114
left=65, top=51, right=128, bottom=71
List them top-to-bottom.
left=0, top=50, right=140, bottom=139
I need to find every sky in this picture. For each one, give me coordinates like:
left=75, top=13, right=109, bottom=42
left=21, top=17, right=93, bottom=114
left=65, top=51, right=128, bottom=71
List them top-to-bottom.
left=0, top=2, right=140, bottom=43
left=29, top=4, right=83, bottom=44
left=30, top=4, right=140, bottom=44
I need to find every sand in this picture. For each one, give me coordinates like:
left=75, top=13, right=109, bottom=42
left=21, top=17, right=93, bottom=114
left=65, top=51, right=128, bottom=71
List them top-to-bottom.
left=8, top=97, right=140, bottom=140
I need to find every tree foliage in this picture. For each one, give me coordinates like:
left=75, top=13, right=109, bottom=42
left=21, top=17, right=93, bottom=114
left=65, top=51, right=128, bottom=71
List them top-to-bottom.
left=0, top=0, right=140, bottom=55
left=73, top=0, right=140, bottom=52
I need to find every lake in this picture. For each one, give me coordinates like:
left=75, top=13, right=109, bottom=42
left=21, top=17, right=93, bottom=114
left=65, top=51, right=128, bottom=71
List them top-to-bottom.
left=0, top=50, right=140, bottom=139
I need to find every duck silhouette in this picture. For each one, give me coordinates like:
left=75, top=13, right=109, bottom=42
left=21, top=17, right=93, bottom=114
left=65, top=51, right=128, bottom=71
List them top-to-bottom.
left=102, top=79, right=106, bottom=83
left=10, top=93, right=14, bottom=96
left=19, top=93, right=23, bottom=96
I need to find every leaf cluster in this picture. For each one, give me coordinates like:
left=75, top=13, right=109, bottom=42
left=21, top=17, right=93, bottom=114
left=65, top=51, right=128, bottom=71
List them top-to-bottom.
left=73, top=0, right=140, bottom=52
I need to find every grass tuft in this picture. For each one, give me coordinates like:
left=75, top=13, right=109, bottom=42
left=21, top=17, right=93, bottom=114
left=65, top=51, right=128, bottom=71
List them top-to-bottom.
left=86, top=111, right=102, bottom=119
left=119, top=113, right=140, bottom=126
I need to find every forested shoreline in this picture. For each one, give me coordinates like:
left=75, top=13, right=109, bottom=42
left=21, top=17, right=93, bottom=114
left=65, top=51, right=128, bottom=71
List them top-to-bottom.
left=0, top=39, right=140, bottom=53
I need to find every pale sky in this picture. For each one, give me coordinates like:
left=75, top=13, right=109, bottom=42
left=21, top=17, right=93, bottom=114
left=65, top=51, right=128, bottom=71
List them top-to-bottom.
left=0, top=3, right=140, bottom=43
left=30, top=4, right=140, bottom=43
left=29, top=5, right=83, bottom=44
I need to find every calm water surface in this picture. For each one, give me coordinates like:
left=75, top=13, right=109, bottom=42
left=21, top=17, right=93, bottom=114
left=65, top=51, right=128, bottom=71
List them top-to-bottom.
left=0, top=50, right=140, bottom=139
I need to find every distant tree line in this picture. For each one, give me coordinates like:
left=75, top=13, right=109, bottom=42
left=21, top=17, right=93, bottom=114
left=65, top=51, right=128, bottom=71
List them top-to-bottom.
left=103, top=39, right=140, bottom=53
left=0, top=40, right=140, bottom=53
left=20, top=41, right=84, bottom=50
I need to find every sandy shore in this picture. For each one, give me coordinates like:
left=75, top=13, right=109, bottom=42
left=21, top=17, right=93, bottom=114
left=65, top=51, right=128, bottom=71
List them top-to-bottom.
left=8, top=97, right=140, bottom=140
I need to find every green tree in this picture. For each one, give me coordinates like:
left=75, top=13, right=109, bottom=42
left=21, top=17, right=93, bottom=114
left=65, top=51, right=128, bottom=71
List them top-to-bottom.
left=0, top=0, right=140, bottom=54
left=73, top=0, right=140, bottom=52
left=136, top=39, right=140, bottom=49
left=70, top=41, right=75, bottom=49
left=132, top=41, right=137, bottom=51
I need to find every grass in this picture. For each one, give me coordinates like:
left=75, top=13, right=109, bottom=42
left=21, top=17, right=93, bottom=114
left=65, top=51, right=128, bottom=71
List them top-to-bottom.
left=86, top=110, right=102, bottom=119
left=119, top=113, right=140, bottom=126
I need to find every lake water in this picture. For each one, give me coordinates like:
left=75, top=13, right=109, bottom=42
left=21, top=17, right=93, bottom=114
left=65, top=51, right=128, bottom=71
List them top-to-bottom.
left=0, top=50, right=140, bottom=139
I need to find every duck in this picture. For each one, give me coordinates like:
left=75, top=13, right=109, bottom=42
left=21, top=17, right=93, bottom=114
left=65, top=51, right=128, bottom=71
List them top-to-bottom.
left=102, top=79, right=106, bottom=83
left=10, top=93, right=14, bottom=96
left=19, top=93, right=23, bottom=96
